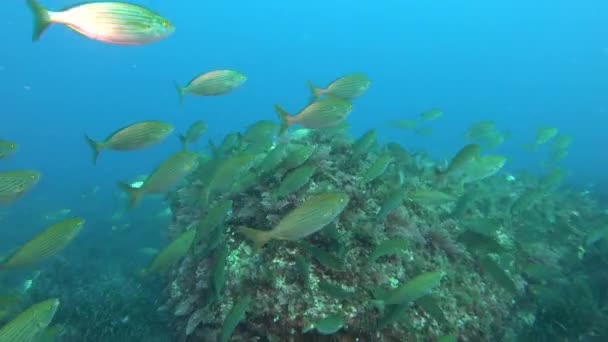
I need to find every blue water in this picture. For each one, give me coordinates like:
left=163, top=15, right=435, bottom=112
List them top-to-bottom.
left=1, top=0, right=608, bottom=338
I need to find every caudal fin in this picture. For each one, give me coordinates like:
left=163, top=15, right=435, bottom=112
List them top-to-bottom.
left=26, top=0, right=51, bottom=41
left=305, top=80, right=324, bottom=101
left=174, top=82, right=185, bottom=104
left=274, top=104, right=292, bottom=136
left=84, top=134, right=103, bottom=166
left=117, top=181, right=143, bottom=209
left=238, top=226, right=272, bottom=250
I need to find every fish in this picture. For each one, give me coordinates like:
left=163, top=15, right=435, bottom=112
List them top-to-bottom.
left=26, top=0, right=174, bottom=44
left=175, top=70, right=247, bottom=103
left=306, top=73, right=371, bottom=100
left=275, top=97, right=353, bottom=135
left=420, top=108, right=443, bottom=121
left=387, top=119, right=418, bottom=130
left=85, top=120, right=174, bottom=165
left=179, top=120, right=207, bottom=150
left=242, top=120, right=278, bottom=145
left=464, top=121, right=495, bottom=140
left=526, top=126, right=559, bottom=149
left=352, top=129, right=377, bottom=156
left=479, top=130, right=506, bottom=148
left=551, top=134, right=572, bottom=150
left=0, top=140, right=18, bottom=160
left=281, top=144, right=315, bottom=171
left=439, top=144, right=481, bottom=178
left=257, top=145, right=289, bottom=175
left=117, top=151, right=199, bottom=208
left=205, top=153, right=258, bottom=203
left=361, top=155, right=393, bottom=184
left=461, top=155, right=507, bottom=183
left=274, top=164, right=316, bottom=200
left=0, top=170, right=41, bottom=205
left=377, top=190, right=407, bottom=219
left=409, top=190, right=456, bottom=206
left=239, top=192, right=350, bottom=249
left=0, top=218, right=85, bottom=269
left=142, top=229, right=196, bottom=275
left=369, top=238, right=409, bottom=262
left=377, top=271, right=444, bottom=305
left=218, top=295, right=252, bottom=342
left=0, top=298, right=59, bottom=342
left=303, top=314, right=345, bottom=335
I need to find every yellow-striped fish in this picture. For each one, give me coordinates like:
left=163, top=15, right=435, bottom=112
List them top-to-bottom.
left=26, top=0, right=174, bottom=45
left=175, top=70, right=247, bottom=103
left=306, top=73, right=371, bottom=100
left=275, top=97, right=353, bottom=135
left=85, top=120, right=174, bottom=165
left=179, top=120, right=207, bottom=150
left=0, top=140, right=18, bottom=160
left=118, top=151, right=199, bottom=208
left=0, top=170, right=41, bottom=205
left=239, top=192, right=350, bottom=249
left=0, top=218, right=85, bottom=269
left=142, top=229, right=196, bottom=276
left=0, top=298, right=59, bottom=342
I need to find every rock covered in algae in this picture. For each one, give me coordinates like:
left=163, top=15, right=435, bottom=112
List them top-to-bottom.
left=157, top=126, right=604, bottom=341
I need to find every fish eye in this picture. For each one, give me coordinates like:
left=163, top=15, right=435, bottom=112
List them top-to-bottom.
left=162, top=20, right=170, bottom=28
left=10, top=143, right=15, bottom=149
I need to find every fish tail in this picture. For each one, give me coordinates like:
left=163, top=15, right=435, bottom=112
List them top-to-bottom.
left=26, top=0, right=52, bottom=41
left=305, top=80, right=323, bottom=100
left=174, top=81, right=185, bottom=104
left=274, top=104, right=291, bottom=136
left=84, top=134, right=102, bottom=166
left=178, top=134, right=188, bottom=151
left=116, top=181, right=143, bottom=209
left=238, top=226, right=271, bottom=250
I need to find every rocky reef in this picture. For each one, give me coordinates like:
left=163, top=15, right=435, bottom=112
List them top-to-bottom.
left=160, top=125, right=608, bottom=341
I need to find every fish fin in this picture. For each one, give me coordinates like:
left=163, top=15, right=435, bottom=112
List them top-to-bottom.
left=26, top=0, right=51, bottom=41
left=305, top=80, right=323, bottom=101
left=174, top=81, right=185, bottom=104
left=274, top=104, right=291, bottom=136
left=84, top=134, right=102, bottom=166
left=178, top=134, right=188, bottom=151
left=116, top=181, right=142, bottom=209
left=238, top=226, right=271, bottom=250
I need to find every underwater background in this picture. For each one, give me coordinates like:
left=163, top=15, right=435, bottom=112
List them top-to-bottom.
left=1, top=0, right=608, bottom=341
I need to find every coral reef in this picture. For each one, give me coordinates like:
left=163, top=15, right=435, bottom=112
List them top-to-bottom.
left=160, top=127, right=608, bottom=341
